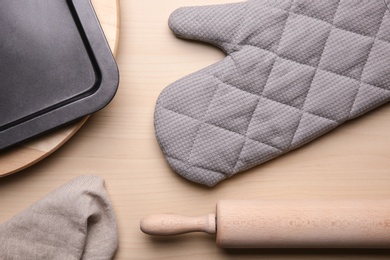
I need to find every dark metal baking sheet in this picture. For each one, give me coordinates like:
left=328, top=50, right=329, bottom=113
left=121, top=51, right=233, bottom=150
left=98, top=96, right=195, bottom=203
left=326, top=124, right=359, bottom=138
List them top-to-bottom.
left=0, top=0, right=119, bottom=150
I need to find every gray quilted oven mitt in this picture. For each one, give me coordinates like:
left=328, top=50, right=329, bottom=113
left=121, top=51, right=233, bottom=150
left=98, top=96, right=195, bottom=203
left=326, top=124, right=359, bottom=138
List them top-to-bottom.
left=155, top=0, right=390, bottom=187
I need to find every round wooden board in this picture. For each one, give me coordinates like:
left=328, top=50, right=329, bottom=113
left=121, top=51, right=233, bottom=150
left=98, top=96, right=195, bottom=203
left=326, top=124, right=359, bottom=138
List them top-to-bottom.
left=0, top=0, right=120, bottom=177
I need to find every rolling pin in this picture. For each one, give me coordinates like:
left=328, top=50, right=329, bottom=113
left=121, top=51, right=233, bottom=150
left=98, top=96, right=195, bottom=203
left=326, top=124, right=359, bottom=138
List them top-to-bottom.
left=140, top=200, right=390, bottom=248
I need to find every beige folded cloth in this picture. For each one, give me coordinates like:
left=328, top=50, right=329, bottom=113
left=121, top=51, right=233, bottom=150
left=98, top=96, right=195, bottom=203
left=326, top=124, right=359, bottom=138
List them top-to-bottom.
left=0, top=175, right=118, bottom=260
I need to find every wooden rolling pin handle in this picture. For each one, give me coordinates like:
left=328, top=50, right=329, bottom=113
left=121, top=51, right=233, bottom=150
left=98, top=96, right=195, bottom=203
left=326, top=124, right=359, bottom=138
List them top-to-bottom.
left=141, top=213, right=216, bottom=236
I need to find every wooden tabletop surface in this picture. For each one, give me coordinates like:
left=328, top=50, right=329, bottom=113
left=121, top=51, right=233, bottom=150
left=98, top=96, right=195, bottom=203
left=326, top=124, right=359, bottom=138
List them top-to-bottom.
left=1, top=1, right=390, bottom=259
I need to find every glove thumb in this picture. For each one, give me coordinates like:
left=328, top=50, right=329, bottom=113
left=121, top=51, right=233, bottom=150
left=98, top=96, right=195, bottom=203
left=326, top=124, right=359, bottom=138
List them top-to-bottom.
left=168, top=2, right=247, bottom=53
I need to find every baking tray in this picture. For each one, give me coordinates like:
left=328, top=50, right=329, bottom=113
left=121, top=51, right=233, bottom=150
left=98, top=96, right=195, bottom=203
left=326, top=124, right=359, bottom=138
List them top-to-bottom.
left=0, top=0, right=119, bottom=150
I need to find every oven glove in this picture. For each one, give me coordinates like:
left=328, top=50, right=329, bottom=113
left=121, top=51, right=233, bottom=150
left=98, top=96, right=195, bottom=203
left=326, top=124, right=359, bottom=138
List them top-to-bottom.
left=154, top=0, right=390, bottom=186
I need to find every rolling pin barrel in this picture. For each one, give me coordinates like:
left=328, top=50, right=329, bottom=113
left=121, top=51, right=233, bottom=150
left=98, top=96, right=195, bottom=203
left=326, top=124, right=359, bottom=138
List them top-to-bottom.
left=141, top=200, right=390, bottom=248
left=216, top=200, right=390, bottom=248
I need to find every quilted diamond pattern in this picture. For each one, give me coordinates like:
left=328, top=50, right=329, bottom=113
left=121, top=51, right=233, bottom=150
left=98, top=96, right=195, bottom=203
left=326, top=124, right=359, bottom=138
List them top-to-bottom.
left=155, top=0, right=390, bottom=186
left=291, top=0, right=339, bottom=23
left=334, top=0, right=386, bottom=37
left=235, top=4, right=289, bottom=52
left=378, top=10, right=390, bottom=42
left=277, top=13, right=332, bottom=67
left=319, top=28, right=374, bottom=80
left=362, top=40, right=390, bottom=89
left=213, top=48, right=277, bottom=96
left=263, top=58, right=316, bottom=108
left=304, top=70, right=359, bottom=121
left=158, top=74, right=220, bottom=120
left=349, top=83, right=390, bottom=119
left=204, top=84, right=260, bottom=135
left=247, top=98, right=302, bottom=151
left=290, top=112, right=338, bottom=148
left=189, top=124, right=245, bottom=174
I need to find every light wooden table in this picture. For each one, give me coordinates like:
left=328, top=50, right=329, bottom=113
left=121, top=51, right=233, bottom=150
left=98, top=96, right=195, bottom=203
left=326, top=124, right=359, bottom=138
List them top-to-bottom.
left=1, top=1, right=390, bottom=259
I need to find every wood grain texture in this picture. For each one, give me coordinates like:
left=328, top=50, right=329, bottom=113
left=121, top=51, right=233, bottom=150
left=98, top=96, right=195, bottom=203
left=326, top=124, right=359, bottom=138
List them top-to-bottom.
left=0, top=0, right=120, bottom=177
left=1, top=0, right=390, bottom=259
left=216, top=200, right=390, bottom=248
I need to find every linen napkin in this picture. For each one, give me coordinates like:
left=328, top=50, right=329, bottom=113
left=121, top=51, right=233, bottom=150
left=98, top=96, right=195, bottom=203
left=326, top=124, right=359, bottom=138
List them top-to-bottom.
left=0, top=175, right=118, bottom=260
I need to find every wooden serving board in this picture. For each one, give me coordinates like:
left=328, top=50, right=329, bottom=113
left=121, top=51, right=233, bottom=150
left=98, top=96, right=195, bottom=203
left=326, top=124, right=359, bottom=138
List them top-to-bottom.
left=0, top=0, right=120, bottom=177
